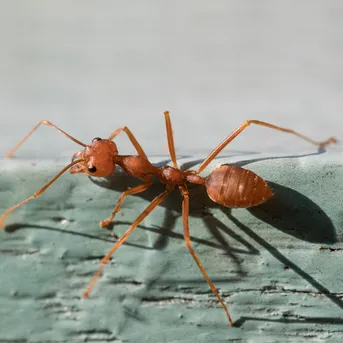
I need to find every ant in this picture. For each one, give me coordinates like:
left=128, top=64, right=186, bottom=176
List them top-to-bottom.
left=0, top=111, right=336, bottom=325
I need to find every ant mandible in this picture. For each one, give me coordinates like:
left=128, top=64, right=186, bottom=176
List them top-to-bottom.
left=0, top=111, right=336, bottom=326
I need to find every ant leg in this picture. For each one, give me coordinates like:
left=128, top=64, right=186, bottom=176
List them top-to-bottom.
left=164, top=111, right=178, bottom=168
left=5, top=120, right=86, bottom=158
left=196, top=120, right=337, bottom=174
left=107, top=126, right=147, bottom=159
left=0, top=159, right=83, bottom=229
left=99, top=180, right=153, bottom=229
left=179, top=184, right=233, bottom=326
left=83, top=185, right=173, bottom=298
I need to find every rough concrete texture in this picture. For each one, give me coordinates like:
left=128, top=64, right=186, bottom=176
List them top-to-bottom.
left=0, top=152, right=343, bottom=342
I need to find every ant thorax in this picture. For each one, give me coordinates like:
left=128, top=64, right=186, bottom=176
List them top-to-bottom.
left=159, top=166, right=188, bottom=185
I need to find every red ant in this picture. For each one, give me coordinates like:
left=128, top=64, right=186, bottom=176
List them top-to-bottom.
left=0, top=111, right=336, bottom=325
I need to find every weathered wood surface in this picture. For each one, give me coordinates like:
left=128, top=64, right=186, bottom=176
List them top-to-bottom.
left=0, top=152, right=343, bottom=342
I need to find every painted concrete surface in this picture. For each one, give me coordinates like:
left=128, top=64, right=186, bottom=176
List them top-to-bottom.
left=0, top=152, right=343, bottom=342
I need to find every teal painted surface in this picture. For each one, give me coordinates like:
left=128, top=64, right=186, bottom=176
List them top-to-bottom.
left=0, top=152, right=343, bottom=342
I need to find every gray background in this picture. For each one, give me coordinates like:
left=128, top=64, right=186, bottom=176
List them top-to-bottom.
left=0, top=1, right=342, bottom=158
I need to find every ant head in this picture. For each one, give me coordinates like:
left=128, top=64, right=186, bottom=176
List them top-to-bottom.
left=70, top=137, right=118, bottom=177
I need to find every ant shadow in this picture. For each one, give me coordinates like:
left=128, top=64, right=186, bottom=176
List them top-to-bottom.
left=178, top=146, right=328, bottom=172
left=88, top=148, right=343, bottom=324
left=180, top=148, right=337, bottom=244
left=92, top=149, right=337, bottom=246
left=91, top=165, right=254, bottom=278
left=248, top=181, right=336, bottom=244
left=224, top=211, right=343, bottom=327
left=3, top=222, right=155, bottom=253
left=234, top=316, right=343, bottom=327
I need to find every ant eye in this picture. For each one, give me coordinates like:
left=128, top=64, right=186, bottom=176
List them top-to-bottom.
left=92, top=137, right=102, bottom=142
left=88, top=165, right=97, bottom=173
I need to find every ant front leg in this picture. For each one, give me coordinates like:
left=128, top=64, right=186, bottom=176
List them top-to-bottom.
left=5, top=120, right=86, bottom=158
left=0, top=159, right=84, bottom=228
left=100, top=181, right=153, bottom=229
left=84, top=186, right=173, bottom=298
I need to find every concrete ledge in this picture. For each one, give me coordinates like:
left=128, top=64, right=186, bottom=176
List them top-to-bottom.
left=0, top=152, right=343, bottom=342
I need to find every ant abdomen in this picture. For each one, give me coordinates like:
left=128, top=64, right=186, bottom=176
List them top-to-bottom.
left=205, top=165, right=273, bottom=208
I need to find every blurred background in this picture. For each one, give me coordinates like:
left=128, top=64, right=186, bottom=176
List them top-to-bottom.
left=0, top=1, right=342, bottom=159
